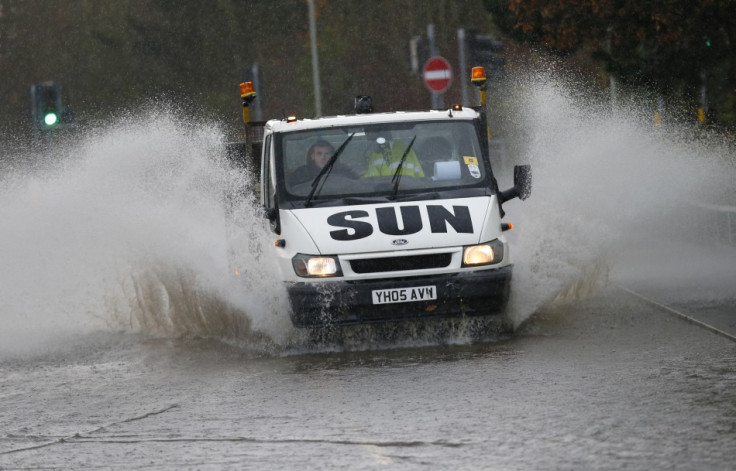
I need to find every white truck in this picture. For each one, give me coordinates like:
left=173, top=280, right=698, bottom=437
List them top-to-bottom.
left=237, top=74, right=530, bottom=327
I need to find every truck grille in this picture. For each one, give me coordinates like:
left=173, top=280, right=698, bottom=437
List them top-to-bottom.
left=350, top=253, right=452, bottom=274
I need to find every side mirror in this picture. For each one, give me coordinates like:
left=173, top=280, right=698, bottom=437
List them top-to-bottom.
left=498, top=164, right=532, bottom=203
left=263, top=205, right=281, bottom=234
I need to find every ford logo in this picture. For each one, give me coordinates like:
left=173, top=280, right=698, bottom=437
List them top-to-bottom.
left=391, top=239, right=408, bottom=246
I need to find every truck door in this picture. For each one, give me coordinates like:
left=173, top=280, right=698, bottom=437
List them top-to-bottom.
left=260, top=134, right=281, bottom=234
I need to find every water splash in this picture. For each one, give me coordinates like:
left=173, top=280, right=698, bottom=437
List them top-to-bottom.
left=500, top=68, right=736, bottom=327
left=0, top=110, right=291, bottom=357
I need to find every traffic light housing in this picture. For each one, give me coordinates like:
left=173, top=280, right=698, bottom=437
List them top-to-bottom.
left=467, top=31, right=505, bottom=81
left=31, top=82, right=62, bottom=130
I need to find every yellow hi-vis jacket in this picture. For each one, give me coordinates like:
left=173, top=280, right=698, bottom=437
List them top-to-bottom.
left=364, top=141, right=425, bottom=178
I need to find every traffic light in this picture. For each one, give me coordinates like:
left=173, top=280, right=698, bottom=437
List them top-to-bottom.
left=467, top=31, right=505, bottom=81
left=31, top=82, right=62, bottom=130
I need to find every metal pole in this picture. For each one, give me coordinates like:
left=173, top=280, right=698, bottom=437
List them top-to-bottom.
left=308, top=0, right=322, bottom=117
left=427, top=24, right=442, bottom=109
left=427, top=24, right=437, bottom=59
left=606, top=28, right=617, bottom=109
left=458, top=29, right=469, bottom=107
left=252, top=63, right=263, bottom=121
left=699, top=70, right=707, bottom=125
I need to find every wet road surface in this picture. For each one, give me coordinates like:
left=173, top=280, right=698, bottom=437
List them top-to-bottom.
left=1, top=287, right=735, bottom=470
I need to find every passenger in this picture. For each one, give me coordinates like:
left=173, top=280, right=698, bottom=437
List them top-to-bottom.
left=364, top=135, right=425, bottom=178
left=291, top=139, right=358, bottom=185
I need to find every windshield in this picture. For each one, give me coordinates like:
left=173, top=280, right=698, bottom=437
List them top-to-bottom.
left=276, top=120, right=490, bottom=206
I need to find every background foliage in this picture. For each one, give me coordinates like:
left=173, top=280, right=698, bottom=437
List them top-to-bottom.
left=0, top=0, right=493, bottom=141
left=2, top=0, right=734, bottom=142
left=485, top=0, right=736, bottom=126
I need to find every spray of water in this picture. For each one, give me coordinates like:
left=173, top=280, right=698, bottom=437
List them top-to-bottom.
left=502, top=68, right=735, bottom=327
left=0, top=109, right=292, bottom=357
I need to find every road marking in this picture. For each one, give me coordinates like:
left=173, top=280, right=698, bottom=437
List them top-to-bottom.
left=617, top=285, right=736, bottom=342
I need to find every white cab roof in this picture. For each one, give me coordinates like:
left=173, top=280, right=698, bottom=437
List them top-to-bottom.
left=265, top=107, right=479, bottom=134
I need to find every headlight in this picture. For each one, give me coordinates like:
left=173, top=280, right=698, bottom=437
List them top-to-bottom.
left=462, top=240, right=504, bottom=267
left=292, top=254, right=343, bottom=277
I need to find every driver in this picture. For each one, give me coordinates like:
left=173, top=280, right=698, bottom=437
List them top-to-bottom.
left=364, top=134, right=425, bottom=178
left=291, top=139, right=358, bottom=185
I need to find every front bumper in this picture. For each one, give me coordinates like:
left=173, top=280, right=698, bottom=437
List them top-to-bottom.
left=286, top=266, right=512, bottom=326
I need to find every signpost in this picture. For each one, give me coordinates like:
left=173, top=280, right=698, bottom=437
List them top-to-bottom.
left=422, top=56, right=453, bottom=93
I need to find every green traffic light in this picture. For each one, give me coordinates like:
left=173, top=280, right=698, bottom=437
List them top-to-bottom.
left=705, top=38, right=712, bottom=47
left=44, top=112, right=58, bottom=126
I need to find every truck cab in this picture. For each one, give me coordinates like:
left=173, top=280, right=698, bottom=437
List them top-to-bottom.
left=252, top=100, right=530, bottom=327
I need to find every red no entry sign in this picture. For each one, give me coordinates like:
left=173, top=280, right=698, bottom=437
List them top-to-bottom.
left=423, top=56, right=453, bottom=93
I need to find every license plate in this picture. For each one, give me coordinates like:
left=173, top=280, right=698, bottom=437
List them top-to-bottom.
left=372, top=286, right=437, bottom=305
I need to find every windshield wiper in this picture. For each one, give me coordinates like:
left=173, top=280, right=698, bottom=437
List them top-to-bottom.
left=305, top=132, right=355, bottom=207
left=390, top=135, right=417, bottom=200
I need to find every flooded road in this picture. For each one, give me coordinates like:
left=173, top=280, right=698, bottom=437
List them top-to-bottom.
left=2, top=287, right=734, bottom=470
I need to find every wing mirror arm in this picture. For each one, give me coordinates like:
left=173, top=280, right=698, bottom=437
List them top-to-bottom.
left=498, top=164, right=532, bottom=204
left=263, top=201, right=281, bottom=235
